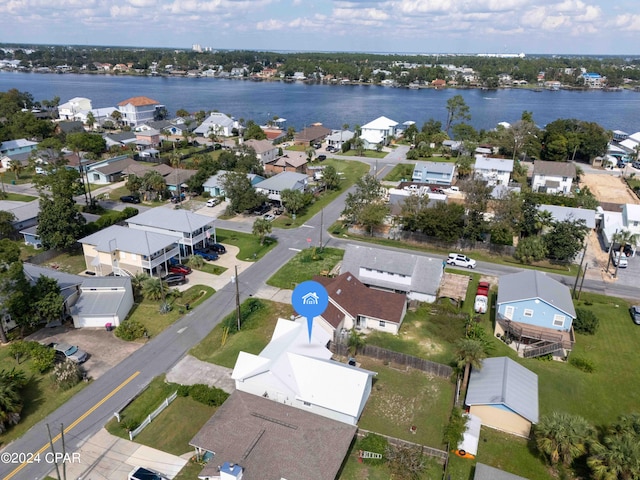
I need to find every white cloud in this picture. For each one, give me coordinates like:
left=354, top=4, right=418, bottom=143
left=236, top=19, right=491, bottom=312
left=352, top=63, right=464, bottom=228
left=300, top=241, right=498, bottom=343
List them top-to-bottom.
left=256, top=18, right=286, bottom=30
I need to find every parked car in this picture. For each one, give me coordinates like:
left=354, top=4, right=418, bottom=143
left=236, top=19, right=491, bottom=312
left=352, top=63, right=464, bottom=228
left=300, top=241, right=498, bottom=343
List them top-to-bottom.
left=313, top=142, right=322, bottom=149
left=326, top=146, right=337, bottom=153
left=317, top=154, right=327, bottom=161
left=618, top=160, right=627, bottom=168
left=633, top=162, right=640, bottom=170
left=170, top=193, right=186, bottom=203
left=120, top=195, right=140, bottom=204
left=206, top=198, right=220, bottom=207
left=252, top=203, right=271, bottom=215
left=263, top=213, right=275, bottom=221
left=207, top=243, right=226, bottom=254
left=194, top=249, right=219, bottom=261
left=612, top=251, right=628, bottom=268
left=446, top=253, right=477, bottom=269
left=169, top=264, right=192, bottom=275
left=162, top=273, right=187, bottom=286
left=630, top=306, right=640, bottom=325
left=48, top=342, right=88, bottom=363
left=129, top=466, right=167, bottom=480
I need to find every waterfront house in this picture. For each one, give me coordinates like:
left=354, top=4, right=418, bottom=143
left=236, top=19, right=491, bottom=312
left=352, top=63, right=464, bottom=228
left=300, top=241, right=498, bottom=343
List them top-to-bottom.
left=117, top=96, right=164, bottom=127
left=58, top=97, right=92, bottom=120
left=193, top=112, right=239, bottom=138
left=360, top=116, right=399, bottom=148
left=293, top=124, right=331, bottom=146
left=326, top=129, right=355, bottom=150
left=243, top=139, right=278, bottom=165
left=473, top=156, right=513, bottom=186
left=531, top=160, right=575, bottom=194
left=412, top=161, right=456, bottom=185
left=254, top=171, right=308, bottom=202
left=340, top=244, right=444, bottom=303
left=495, top=270, right=576, bottom=359
left=232, top=317, right=375, bottom=425
left=466, top=357, right=538, bottom=438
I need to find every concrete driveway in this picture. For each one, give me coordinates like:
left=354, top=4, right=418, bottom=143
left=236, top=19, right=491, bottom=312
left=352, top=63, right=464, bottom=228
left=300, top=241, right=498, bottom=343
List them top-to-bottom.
left=26, top=325, right=142, bottom=380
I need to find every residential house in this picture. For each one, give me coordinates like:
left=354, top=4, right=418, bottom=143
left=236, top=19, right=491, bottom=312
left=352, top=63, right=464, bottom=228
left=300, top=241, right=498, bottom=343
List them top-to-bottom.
left=582, top=72, right=603, bottom=88
left=117, top=96, right=164, bottom=127
left=57, top=97, right=92, bottom=120
left=75, top=106, right=118, bottom=128
left=193, top=112, right=239, bottom=138
left=360, top=116, right=399, bottom=148
left=148, top=118, right=197, bottom=138
left=55, top=121, right=85, bottom=136
left=293, top=124, right=331, bottom=146
left=261, top=126, right=286, bottom=141
left=134, top=127, right=161, bottom=148
left=326, top=130, right=355, bottom=150
left=103, top=131, right=137, bottom=149
left=0, top=139, right=38, bottom=157
left=243, top=139, right=278, bottom=165
left=0, top=151, right=31, bottom=170
left=264, top=151, right=307, bottom=174
left=85, top=156, right=136, bottom=184
left=474, top=156, right=514, bottom=186
left=531, top=160, right=576, bottom=194
left=412, top=161, right=456, bottom=185
left=164, top=168, right=198, bottom=194
left=202, top=171, right=264, bottom=198
left=254, top=171, right=308, bottom=203
left=387, top=187, right=447, bottom=216
left=0, top=200, right=39, bottom=231
left=601, top=203, right=640, bottom=252
left=537, top=204, right=596, bottom=229
left=126, top=207, right=216, bottom=255
left=19, top=212, right=99, bottom=249
left=79, top=225, right=180, bottom=276
left=340, top=244, right=444, bottom=302
left=495, top=270, right=576, bottom=358
left=312, top=272, right=407, bottom=336
left=70, top=276, right=134, bottom=328
left=232, top=317, right=376, bottom=425
left=465, top=357, right=539, bottom=438
left=189, top=390, right=356, bottom=480
left=474, top=463, right=530, bottom=480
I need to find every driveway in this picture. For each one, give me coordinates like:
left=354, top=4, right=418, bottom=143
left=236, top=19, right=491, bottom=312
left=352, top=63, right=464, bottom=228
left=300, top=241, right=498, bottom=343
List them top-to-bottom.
left=26, top=325, right=142, bottom=380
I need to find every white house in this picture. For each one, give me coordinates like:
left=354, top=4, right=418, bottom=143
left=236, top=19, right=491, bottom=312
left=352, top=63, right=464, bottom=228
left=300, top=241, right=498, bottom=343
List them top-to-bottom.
left=117, top=96, right=164, bottom=127
left=58, top=97, right=92, bottom=120
left=193, top=112, right=240, bottom=137
left=360, top=116, right=399, bottom=148
left=326, top=130, right=355, bottom=149
left=243, top=139, right=278, bottom=165
left=474, top=156, right=514, bottom=186
left=531, top=160, right=576, bottom=194
left=412, top=161, right=456, bottom=185
left=254, top=171, right=308, bottom=203
left=601, top=203, right=640, bottom=252
left=70, top=277, right=134, bottom=328
left=232, top=317, right=376, bottom=425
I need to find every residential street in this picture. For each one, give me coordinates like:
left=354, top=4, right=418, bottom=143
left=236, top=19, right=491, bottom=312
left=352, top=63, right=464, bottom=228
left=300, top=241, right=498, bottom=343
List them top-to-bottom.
left=2, top=154, right=640, bottom=479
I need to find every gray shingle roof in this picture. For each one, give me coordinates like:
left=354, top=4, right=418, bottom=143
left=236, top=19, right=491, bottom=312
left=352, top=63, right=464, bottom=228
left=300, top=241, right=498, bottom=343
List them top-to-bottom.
left=474, top=156, right=514, bottom=172
left=533, top=160, right=576, bottom=178
left=254, top=172, right=308, bottom=192
left=126, top=207, right=214, bottom=233
left=79, top=225, right=177, bottom=255
left=496, top=270, right=576, bottom=319
left=81, top=276, right=131, bottom=289
left=466, top=357, right=539, bottom=424
left=474, top=463, right=529, bottom=480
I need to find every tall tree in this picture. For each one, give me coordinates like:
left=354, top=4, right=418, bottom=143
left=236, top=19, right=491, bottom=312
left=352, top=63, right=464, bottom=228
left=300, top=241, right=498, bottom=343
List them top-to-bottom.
left=445, top=95, right=471, bottom=134
left=320, top=165, right=340, bottom=191
left=221, top=172, right=264, bottom=213
left=342, top=174, right=387, bottom=227
left=280, top=189, right=306, bottom=215
left=0, top=211, right=16, bottom=239
left=252, top=217, right=272, bottom=245
left=544, top=219, right=588, bottom=264
left=455, top=338, right=486, bottom=400
left=535, top=412, right=594, bottom=467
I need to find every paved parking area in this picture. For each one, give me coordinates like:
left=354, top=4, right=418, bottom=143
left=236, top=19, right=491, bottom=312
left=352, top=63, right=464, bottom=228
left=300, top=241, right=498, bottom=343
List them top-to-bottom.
left=26, top=325, right=142, bottom=380
left=166, top=355, right=235, bottom=393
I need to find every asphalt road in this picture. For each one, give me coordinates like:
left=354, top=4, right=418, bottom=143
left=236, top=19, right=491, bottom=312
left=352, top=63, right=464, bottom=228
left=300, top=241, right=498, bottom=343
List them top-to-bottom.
left=2, top=153, right=640, bottom=479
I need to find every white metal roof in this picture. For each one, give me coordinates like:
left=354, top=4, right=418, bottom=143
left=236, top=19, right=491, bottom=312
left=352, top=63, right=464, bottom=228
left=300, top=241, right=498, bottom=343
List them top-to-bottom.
left=126, top=207, right=214, bottom=233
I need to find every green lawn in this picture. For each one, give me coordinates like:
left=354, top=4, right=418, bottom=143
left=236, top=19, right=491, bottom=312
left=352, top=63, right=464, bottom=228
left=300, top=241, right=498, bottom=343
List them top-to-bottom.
left=338, top=149, right=388, bottom=158
left=272, top=159, right=369, bottom=229
left=383, top=163, right=414, bottom=182
left=0, top=170, right=36, bottom=185
left=2, top=192, right=37, bottom=202
left=215, top=228, right=277, bottom=261
left=267, top=247, right=344, bottom=289
left=43, top=248, right=89, bottom=274
left=190, top=261, right=227, bottom=275
left=127, top=286, right=215, bottom=338
left=190, top=300, right=294, bottom=368
left=0, top=347, right=87, bottom=448
left=174, top=460, right=207, bottom=480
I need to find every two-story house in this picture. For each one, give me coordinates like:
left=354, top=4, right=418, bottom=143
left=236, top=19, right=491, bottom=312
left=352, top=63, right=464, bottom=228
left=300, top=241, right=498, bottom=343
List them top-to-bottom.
left=117, top=96, right=164, bottom=127
left=58, top=97, right=92, bottom=120
left=193, top=112, right=240, bottom=138
left=360, top=116, right=399, bottom=149
left=243, top=139, right=278, bottom=165
left=473, top=156, right=514, bottom=186
left=531, top=160, right=576, bottom=194
left=412, top=161, right=456, bottom=185
left=601, top=203, right=640, bottom=254
left=495, top=270, right=576, bottom=359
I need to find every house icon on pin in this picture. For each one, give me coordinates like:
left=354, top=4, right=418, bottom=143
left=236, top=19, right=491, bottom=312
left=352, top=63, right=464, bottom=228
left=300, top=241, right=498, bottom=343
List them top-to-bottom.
left=302, top=292, right=320, bottom=305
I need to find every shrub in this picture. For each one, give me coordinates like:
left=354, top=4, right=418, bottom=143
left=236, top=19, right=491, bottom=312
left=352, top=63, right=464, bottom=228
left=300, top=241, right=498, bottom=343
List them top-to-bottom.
left=574, top=308, right=599, bottom=335
left=115, top=320, right=146, bottom=341
left=8, top=340, right=30, bottom=363
left=28, top=342, right=56, bottom=374
left=570, top=355, right=594, bottom=373
left=51, top=359, right=83, bottom=390
left=188, top=384, right=229, bottom=406
left=177, top=385, right=190, bottom=397
left=443, top=406, right=467, bottom=448
left=358, top=433, right=387, bottom=465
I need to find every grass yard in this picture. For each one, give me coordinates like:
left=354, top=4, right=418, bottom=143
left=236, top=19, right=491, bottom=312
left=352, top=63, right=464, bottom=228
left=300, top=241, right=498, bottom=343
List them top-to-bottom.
left=338, top=149, right=388, bottom=158
left=272, top=159, right=369, bottom=229
left=383, top=163, right=414, bottom=182
left=0, top=170, right=36, bottom=185
left=2, top=192, right=37, bottom=202
left=215, top=228, right=277, bottom=261
left=267, top=247, right=344, bottom=289
left=42, top=248, right=88, bottom=274
left=190, top=261, right=227, bottom=275
left=127, top=286, right=215, bottom=338
left=190, top=300, right=293, bottom=368
left=0, top=346, right=87, bottom=447
left=357, top=358, right=455, bottom=449
left=174, top=460, right=207, bottom=480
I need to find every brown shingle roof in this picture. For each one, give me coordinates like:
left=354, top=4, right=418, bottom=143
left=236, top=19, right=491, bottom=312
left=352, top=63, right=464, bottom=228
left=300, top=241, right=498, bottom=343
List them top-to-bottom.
left=117, top=96, right=160, bottom=107
left=294, top=125, right=332, bottom=143
left=266, top=151, right=308, bottom=169
left=94, top=157, right=136, bottom=175
left=533, top=160, right=576, bottom=178
left=314, top=272, right=407, bottom=326
left=190, top=390, right=356, bottom=480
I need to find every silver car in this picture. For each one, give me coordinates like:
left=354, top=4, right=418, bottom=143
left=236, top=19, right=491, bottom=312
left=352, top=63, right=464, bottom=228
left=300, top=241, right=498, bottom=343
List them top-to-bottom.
left=51, top=342, right=88, bottom=363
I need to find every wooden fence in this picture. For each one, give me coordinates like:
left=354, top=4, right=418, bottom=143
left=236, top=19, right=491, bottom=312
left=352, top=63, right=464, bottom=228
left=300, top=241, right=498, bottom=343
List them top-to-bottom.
left=357, top=428, right=449, bottom=463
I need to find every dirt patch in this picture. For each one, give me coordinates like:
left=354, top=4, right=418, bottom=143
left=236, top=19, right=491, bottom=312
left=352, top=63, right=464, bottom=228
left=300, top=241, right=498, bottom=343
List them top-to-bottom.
left=580, top=174, right=639, bottom=204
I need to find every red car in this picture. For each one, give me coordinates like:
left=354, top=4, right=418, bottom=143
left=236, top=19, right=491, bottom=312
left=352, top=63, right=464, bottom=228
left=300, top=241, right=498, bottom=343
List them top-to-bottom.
left=169, top=264, right=192, bottom=275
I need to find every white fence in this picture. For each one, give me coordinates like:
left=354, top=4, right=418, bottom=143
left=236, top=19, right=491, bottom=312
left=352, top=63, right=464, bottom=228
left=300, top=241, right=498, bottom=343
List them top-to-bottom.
left=128, top=391, right=178, bottom=441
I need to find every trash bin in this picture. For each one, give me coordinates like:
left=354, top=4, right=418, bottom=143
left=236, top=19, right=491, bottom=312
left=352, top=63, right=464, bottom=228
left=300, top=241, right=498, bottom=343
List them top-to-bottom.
left=11, top=180, right=15, bottom=185
left=185, top=303, right=190, bottom=311
left=105, top=323, right=112, bottom=332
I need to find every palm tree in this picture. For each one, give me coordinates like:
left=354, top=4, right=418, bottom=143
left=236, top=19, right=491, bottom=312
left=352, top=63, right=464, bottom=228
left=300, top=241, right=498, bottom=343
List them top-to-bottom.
left=110, top=110, right=122, bottom=128
left=85, top=112, right=96, bottom=131
left=353, top=137, right=365, bottom=156
left=305, top=146, right=315, bottom=162
left=8, top=159, right=23, bottom=180
left=252, top=218, right=272, bottom=245
left=611, top=230, right=639, bottom=277
left=188, top=254, right=204, bottom=269
left=131, top=272, right=149, bottom=299
left=141, top=277, right=168, bottom=301
left=347, top=328, right=365, bottom=356
left=455, top=338, right=486, bottom=399
left=0, top=379, right=22, bottom=433
left=535, top=412, right=594, bottom=467
left=588, top=413, right=640, bottom=480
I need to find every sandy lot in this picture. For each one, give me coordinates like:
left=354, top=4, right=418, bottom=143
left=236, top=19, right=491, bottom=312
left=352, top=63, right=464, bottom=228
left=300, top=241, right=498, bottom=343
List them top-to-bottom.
left=580, top=173, right=639, bottom=204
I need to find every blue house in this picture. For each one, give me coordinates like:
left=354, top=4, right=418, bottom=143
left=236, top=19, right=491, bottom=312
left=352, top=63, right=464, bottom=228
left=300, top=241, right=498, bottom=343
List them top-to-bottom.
left=0, top=139, right=38, bottom=156
left=412, top=161, right=455, bottom=185
left=203, top=171, right=265, bottom=198
left=495, top=270, right=575, bottom=358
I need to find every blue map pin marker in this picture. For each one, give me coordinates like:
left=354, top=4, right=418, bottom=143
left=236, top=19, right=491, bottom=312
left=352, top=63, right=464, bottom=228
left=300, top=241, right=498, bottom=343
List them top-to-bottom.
left=292, top=280, right=329, bottom=342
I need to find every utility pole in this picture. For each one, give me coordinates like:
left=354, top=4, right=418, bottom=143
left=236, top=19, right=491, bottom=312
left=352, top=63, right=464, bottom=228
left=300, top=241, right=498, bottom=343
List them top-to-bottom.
left=319, top=208, right=323, bottom=251
left=573, top=240, right=588, bottom=298
left=577, top=264, right=588, bottom=300
left=235, top=265, right=241, bottom=331
left=47, top=423, right=61, bottom=480
left=60, top=423, right=67, bottom=480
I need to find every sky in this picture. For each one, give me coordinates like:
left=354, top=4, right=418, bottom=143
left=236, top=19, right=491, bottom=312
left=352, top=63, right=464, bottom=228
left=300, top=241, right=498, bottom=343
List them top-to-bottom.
left=0, top=0, right=639, bottom=55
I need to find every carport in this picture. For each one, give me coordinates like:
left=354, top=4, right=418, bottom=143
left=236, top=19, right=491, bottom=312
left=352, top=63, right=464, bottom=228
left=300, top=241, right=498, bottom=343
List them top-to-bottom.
left=437, top=272, right=470, bottom=305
